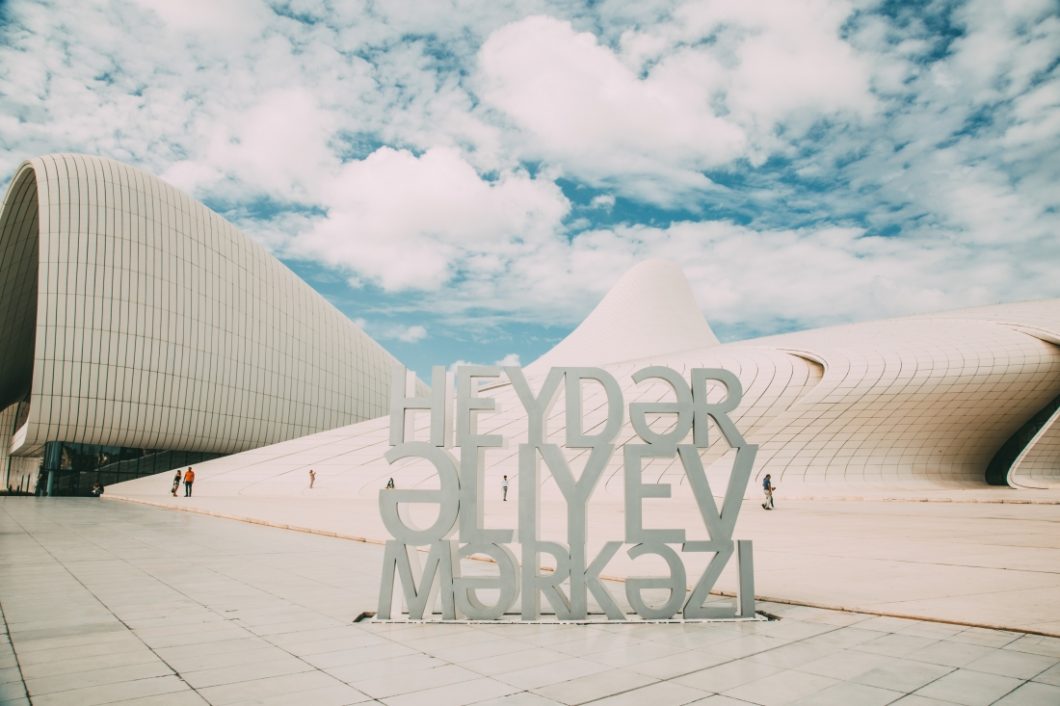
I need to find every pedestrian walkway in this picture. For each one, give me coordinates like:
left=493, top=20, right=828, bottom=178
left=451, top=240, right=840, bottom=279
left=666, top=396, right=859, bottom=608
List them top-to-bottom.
left=105, top=488, right=1060, bottom=636
left=2, top=498, right=1059, bottom=705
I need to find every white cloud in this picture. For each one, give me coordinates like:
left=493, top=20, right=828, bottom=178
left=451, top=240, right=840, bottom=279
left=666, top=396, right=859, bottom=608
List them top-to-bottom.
left=129, top=0, right=272, bottom=39
left=673, top=0, right=876, bottom=132
left=476, top=3, right=877, bottom=198
left=477, top=15, right=746, bottom=203
left=162, top=88, right=339, bottom=201
left=286, top=146, right=569, bottom=291
left=589, top=194, right=616, bottom=210
left=466, top=216, right=1054, bottom=336
left=348, top=320, right=427, bottom=343
left=390, top=324, right=429, bottom=343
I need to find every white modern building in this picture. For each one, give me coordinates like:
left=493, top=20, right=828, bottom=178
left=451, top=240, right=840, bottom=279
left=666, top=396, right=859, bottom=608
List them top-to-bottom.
left=0, top=154, right=404, bottom=495
left=111, top=260, right=1060, bottom=521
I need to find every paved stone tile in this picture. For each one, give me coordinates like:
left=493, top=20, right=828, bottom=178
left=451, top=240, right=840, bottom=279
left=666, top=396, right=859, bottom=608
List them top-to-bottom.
left=4, top=498, right=1060, bottom=706
left=894, top=621, right=967, bottom=640
left=136, top=624, right=256, bottom=649
left=801, top=625, right=889, bottom=649
left=950, top=626, right=1022, bottom=648
left=10, top=628, right=142, bottom=656
left=854, top=631, right=941, bottom=657
left=1005, top=634, right=1060, bottom=659
left=427, top=635, right=535, bottom=663
left=153, top=636, right=270, bottom=663
left=905, top=638, right=999, bottom=668
left=583, top=639, right=689, bottom=669
left=300, top=640, right=418, bottom=669
left=736, top=640, right=832, bottom=671
left=159, top=644, right=294, bottom=674
left=459, top=646, right=568, bottom=676
left=627, top=646, right=734, bottom=680
left=19, top=647, right=165, bottom=680
left=964, top=647, right=1058, bottom=679
left=795, top=648, right=902, bottom=680
left=322, top=653, right=446, bottom=684
left=180, top=655, right=315, bottom=689
left=497, top=656, right=613, bottom=690
left=673, top=657, right=775, bottom=693
left=853, top=657, right=954, bottom=693
left=24, top=659, right=174, bottom=696
left=1033, top=661, right=1060, bottom=687
left=352, top=663, right=481, bottom=699
left=532, top=667, right=657, bottom=704
left=914, top=667, right=1024, bottom=705
left=722, top=668, right=838, bottom=705
left=197, top=670, right=358, bottom=705
left=30, top=675, right=192, bottom=706
left=385, top=676, right=520, bottom=706
left=0, top=679, right=30, bottom=703
left=591, top=680, right=711, bottom=705
left=790, top=681, right=902, bottom=705
left=992, top=681, right=1060, bottom=705
left=109, top=692, right=210, bottom=705
left=472, top=693, right=564, bottom=706
left=0, top=697, right=30, bottom=706
left=685, top=697, right=760, bottom=705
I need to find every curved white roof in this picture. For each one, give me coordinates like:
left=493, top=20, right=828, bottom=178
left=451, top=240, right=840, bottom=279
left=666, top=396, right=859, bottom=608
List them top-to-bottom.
left=0, top=154, right=403, bottom=459
left=111, top=258, right=1060, bottom=499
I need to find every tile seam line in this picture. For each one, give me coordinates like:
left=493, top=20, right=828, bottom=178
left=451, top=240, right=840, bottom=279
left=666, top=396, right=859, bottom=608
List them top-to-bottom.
left=105, top=496, right=1060, bottom=638
left=0, top=597, right=31, bottom=704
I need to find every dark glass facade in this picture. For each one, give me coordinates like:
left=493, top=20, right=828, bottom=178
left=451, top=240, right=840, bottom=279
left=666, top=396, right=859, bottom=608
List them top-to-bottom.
left=38, top=442, right=221, bottom=496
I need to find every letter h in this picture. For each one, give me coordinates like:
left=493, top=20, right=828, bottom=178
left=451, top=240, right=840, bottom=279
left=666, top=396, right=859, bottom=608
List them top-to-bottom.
left=389, top=366, right=449, bottom=447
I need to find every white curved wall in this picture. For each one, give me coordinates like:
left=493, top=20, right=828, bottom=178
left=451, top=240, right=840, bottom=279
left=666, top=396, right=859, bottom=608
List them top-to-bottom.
left=0, top=153, right=403, bottom=460
left=111, top=297, right=1060, bottom=505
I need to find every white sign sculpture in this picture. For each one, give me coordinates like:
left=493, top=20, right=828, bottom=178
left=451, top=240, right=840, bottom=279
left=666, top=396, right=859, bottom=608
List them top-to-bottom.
left=378, top=366, right=758, bottom=621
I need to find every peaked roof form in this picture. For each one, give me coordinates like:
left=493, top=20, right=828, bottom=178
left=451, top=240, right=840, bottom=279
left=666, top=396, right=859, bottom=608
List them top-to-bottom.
left=526, top=258, right=720, bottom=372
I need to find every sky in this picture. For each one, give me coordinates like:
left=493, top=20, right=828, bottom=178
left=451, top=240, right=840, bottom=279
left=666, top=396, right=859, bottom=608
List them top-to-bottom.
left=1, top=0, right=1058, bottom=378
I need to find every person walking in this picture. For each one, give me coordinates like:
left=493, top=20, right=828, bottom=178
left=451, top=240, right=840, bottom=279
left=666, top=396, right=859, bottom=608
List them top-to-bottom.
left=183, top=467, right=195, bottom=497
left=171, top=469, right=182, bottom=497
left=308, top=469, right=316, bottom=489
left=762, top=473, right=775, bottom=510
left=502, top=475, right=509, bottom=502
left=385, top=477, right=395, bottom=489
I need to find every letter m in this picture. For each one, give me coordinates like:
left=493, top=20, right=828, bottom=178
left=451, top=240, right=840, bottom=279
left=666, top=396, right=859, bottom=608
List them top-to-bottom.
left=377, top=540, right=458, bottom=620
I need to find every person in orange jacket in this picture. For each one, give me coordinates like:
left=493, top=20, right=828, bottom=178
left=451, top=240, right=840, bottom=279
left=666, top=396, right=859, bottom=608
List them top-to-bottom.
left=183, top=467, right=195, bottom=497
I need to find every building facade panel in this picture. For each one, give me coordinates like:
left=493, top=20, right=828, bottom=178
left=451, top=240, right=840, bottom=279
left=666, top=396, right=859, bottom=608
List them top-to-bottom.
left=0, top=153, right=405, bottom=493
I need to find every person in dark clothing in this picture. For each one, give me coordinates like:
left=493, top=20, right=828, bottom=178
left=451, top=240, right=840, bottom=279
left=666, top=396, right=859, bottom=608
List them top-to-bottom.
left=762, top=474, right=775, bottom=510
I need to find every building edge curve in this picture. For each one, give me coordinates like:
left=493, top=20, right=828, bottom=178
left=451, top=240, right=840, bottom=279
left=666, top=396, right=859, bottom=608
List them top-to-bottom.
left=0, top=153, right=406, bottom=494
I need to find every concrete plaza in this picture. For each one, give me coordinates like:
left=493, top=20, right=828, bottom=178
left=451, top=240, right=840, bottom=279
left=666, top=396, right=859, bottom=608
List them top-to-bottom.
left=104, top=483, right=1060, bottom=636
left=2, top=498, right=1060, bottom=705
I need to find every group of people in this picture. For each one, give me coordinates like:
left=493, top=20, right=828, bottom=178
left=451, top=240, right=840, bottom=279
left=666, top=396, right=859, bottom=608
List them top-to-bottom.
left=171, top=467, right=195, bottom=497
